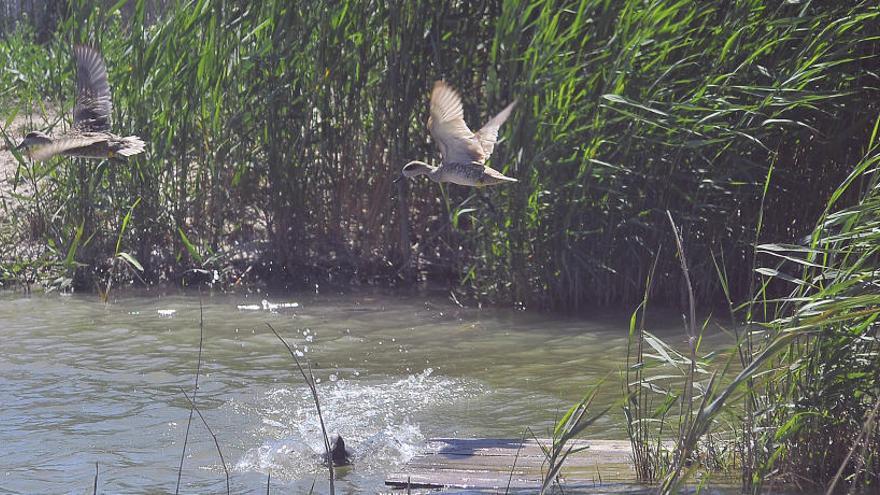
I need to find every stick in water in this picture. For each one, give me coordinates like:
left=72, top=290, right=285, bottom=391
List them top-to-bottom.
left=176, top=293, right=205, bottom=494
left=266, top=323, right=335, bottom=494
left=180, top=388, right=230, bottom=495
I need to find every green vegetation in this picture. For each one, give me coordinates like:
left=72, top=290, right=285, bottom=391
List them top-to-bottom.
left=0, top=0, right=876, bottom=310
left=1, top=1, right=879, bottom=492
left=624, top=133, right=880, bottom=492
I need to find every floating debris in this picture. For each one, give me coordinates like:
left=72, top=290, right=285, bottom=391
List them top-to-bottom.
left=261, top=299, right=301, bottom=311
left=236, top=300, right=300, bottom=311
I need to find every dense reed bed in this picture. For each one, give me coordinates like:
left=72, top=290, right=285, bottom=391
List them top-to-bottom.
left=0, top=0, right=877, bottom=311
left=1, top=3, right=878, bottom=489
left=623, top=129, right=880, bottom=492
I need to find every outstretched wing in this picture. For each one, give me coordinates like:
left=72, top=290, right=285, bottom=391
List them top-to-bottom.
left=72, top=45, right=112, bottom=132
left=428, top=80, right=485, bottom=164
left=475, top=99, right=516, bottom=159
left=29, top=135, right=105, bottom=161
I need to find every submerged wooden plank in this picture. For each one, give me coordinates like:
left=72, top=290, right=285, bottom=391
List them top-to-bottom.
left=385, top=438, right=637, bottom=492
left=420, top=438, right=633, bottom=463
left=384, top=471, right=630, bottom=490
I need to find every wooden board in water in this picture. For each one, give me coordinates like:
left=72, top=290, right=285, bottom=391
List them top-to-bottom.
left=385, top=438, right=641, bottom=493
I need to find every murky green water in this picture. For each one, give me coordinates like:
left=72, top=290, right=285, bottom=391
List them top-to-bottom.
left=0, top=289, right=728, bottom=493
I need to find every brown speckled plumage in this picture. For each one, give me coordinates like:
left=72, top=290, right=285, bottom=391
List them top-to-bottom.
left=15, top=45, right=145, bottom=162
left=399, top=80, right=517, bottom=187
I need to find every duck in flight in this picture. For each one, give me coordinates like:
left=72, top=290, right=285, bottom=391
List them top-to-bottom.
left=14, top=45, right=145, bottom=161
left=396, top=80, right=517, bottom=187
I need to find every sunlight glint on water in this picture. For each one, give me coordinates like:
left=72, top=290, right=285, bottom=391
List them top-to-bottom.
left=0, top=290, right=709, bottom=493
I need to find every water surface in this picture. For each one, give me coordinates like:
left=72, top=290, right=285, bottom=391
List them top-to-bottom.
left=0, top=289, right=721, bottom=493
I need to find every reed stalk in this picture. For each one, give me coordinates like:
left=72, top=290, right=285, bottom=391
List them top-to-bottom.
left=0, top=1, right=875, bottom=312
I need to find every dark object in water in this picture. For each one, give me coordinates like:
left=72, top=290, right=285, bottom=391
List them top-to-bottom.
left=325, top=434, right=353, bottom=467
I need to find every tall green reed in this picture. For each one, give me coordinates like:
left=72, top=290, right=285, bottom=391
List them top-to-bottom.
left=0, top=1, right=877, bottom=311
left=622, top=119, right=880, bottom=493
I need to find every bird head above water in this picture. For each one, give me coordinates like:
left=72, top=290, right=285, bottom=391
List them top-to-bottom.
left=326, top=434, right=353, bottom=467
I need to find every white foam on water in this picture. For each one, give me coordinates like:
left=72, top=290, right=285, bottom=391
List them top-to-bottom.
left=260, top=299, right=300, bottom=311
left=237, top=300, right=300, bottom=312
left=157, top=309, right=176, bottom=317
left=234, top=368, right=482, bottom=478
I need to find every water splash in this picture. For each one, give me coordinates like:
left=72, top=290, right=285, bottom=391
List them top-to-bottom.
left=234, top=368, right=481, bottom=478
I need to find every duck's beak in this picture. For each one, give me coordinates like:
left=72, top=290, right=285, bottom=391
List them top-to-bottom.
left=13, top=141, right=25, bottom=151
left=393, top=174, right=403, bottom=184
